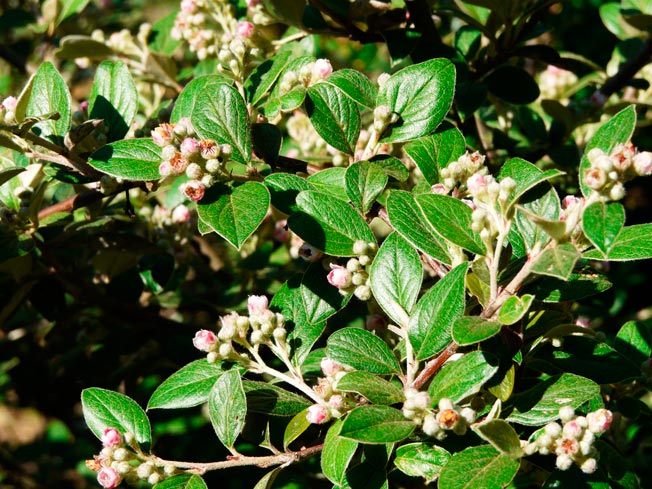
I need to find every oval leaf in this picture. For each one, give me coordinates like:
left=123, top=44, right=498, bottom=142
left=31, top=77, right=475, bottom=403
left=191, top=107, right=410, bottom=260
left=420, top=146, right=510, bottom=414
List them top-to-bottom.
left=24, top=61, right=71, bottom=142
left=171, top=75, right=231, bottom=122
left=88, top=138, right=162, bottom=180
left=345, top=160, right=388, bottom=214
left=582, top=201, right=625, bottom=258
left=452, top=316, right=502, bottom=346
left=327, top=327, right=402, bottom=374
left=428, top=351, right=499, bottom=404
left=208, top=369, right=246, bottom=448
left=335, top=371, right=405, bottom=405
left=339, top=405, right=415, bottom=443
left=283, top=408, right=312, bottom=449
left=472, top=419, right=523, bottom=458
left=322, top=420, right=358, bottom=486
left=394, top=443, right=451, bottom=484
left=439, top=445, right=520, bottom=489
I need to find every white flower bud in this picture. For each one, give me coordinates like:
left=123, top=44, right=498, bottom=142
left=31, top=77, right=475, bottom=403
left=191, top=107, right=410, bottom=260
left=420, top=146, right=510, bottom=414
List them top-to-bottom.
left=558, top=406, right=575, bottom=422
left=555, top=454, right=573, bottom=471
left=580, top=457, right=598, bottom=474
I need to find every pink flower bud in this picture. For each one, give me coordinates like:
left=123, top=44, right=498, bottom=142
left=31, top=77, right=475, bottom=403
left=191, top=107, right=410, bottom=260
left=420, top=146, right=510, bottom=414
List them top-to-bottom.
left=247, top=0, right=259, bottom=6
left=237, top=21, right=254, bottom=38
left=313, top=59, right=333, bottom=79
left=1, top=96, right=17, bottom=112
left=79, top=100, right=89, bottom=112
left=151, top=123, right=175, bottom=147
left=180, top=137, right=200, bottom=156
left=634, top=151, right=652, bottom=176
left=170, top=152, right=189, bottom=174
left=159, top=161, right=173, bottom=177
left=466, top=173, right=487, bottom=195
left=182, top=180, right=206, bottom=201
left=431, top=183, right=448, bottom=195
left=562, top=195, right=581, bottom=209
left=172, top=204, right=191, bottom=223
left=274, top=220, right=290, bottom=242
left=298, top=243, right=322, bottom=262
left=327, top=264, right=351, bottom=288
left=247, top=295, right=269, bottom=316
left=575, top=316, right=590, bottom=328
left=193, top=329, right=217, bottom=352
left=320, top=357, right=343, bottom=376
left=329, top=394, right=344, bottom=409
left=306, top=404, right=331, bottom=424
left=587, top=409, right=613, bottom=434
left=562, top=421, right=583, bottom=439
left=101, top=427, right=122, bottom=448
left=97, top=467, right=121, bottom=488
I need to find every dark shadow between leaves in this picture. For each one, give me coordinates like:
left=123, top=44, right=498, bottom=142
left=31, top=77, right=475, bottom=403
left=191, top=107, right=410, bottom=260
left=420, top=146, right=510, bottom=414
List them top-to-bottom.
left=90, top=95, right=129, bottom=142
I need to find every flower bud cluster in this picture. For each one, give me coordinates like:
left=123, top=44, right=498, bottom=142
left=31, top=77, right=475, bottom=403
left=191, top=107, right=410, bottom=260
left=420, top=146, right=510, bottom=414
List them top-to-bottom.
left=247, top=0, right=277, bottom=26
left=80, top=26, right=150, bottom=68
left=278, top=59, right=333, bottom=96
left=539, top=65, right=578, bottom=102
left=0, top=96, right=18, bottom=125
left=373, top=105, right=399, bottom=133
left=152, top=118, right=233, bottom=202
left=584, top=143, right=652, bottom=201
left=438, top=151, right=487, bottom=192
left=141, top=204, right=193, bottom=258
left=326, top=240, right=377, bottom=301
left=192, top=295, right=287, bottom=364
left=306, top=358, right=357, bottom=424
left=402, top=392, right=476, bottom=440
left=523, top=406, right=613, bottom=474
left=87, top=428, right=174, bottom=488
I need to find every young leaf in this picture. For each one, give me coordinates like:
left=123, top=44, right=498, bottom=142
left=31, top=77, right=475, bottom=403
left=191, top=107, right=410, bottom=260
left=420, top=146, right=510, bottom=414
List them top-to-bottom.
left=377, top=58, right=456, bottom=143
left=88, top=60, right=137, bottom=141
left=24, top=61, right=71, bottom=142
left=325, top=69, right=377, bottom=108
left=171, top=75, right=231, bottom=122
left=306, top=82, right=361, bottom=155
left=191, top=83, right=252, bottom=164
left=579, top=105, right=636, bottom=197
left=404, top=124, right=466, bottom=185
left=88, top=138, right=162, bottom=180
left=498, top=158, right=565, bottom=212
left=345, top=160, right=388, bottom=214
left=264, top=173, right=314, bottom=215
left=197, top=182, right=270, bottom=250
left=510, top=184, right=561, bottom=256
left=289, top=190, right=375, bottom=256
left=386, top=190, right=451, bottom=264
left=416, top=194, right=486, bottom=255
left=581, top=201, right=625, bottom=258
left=584, top=222, right=652, bottom=261
left=369, top=232, right=422, bottom=326
left=531, top=242, right=580, bottom=280
left=409, top=263, right=469, bottom=361
left=497, top=294, right=535, bottom=325
left=452, top=316, right=502, bottom=346
left=327, top=327, right=402, bottom=374
left=428, top=351, right=499, bottom=404
left=208, top=369, right=246, bottom=448
left=335, top=371, right=405, bottom=405
left=243, top=380, right=311, bottom=416
left=81, top=388, right=151, bottom=445
left=339, top=405, right=415, bottom=443
left=283, top=408, right=311, bottom=449
left=472, top=419, right=523, bottom=458
left=322, top=420, right=358, bottom=486
left=394, top=443, right=451, bottom=484
left=438, top=445, right=520, bottom=489
left=153, top=473, right=208, bottom=489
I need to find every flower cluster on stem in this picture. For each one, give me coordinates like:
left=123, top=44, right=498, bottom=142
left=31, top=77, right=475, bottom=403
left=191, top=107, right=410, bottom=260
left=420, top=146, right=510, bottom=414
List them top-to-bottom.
left=327, top=240, right=377, bottom=301
left=306, top=357, right=357, bottom=424
left=402, top=391, right=477, bottom=440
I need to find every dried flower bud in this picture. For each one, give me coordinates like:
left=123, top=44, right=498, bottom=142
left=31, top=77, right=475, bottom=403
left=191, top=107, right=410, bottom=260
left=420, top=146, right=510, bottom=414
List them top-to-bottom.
left=152, top=123, right=176, bottom=146
left=182, top=180, right=206, bottom=201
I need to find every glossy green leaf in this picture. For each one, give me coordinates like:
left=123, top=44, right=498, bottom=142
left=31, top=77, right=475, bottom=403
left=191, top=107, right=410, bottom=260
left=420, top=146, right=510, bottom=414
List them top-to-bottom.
left=57, top=0, right=91, bottom=24
left=245, top=49, right=293, bottom=106
left=378, top=58, right=456, bottom=143
left=24, top=61, right=71, bottom=142
left=88, top=61, right=137, bottom=141
left=487, top=65, right=540, bottom=104
left=325, top=69, right=377, bottom=108
left=171, top=75, right=231, bottom=122
left=306, top=82, right=361, bottom=155
left=191, top=83, right=251, bottom=164
left=579, top=105, right=636, bottom=197
left=404, top=124, right=466, bottom=185
left=88, top=138, right=162, bottom=180
left=370, top=156, right=409, bottom=182
left=498, top=158, right=565, bottom=212
left=345, top=160, right=388, bottom=214
left=307, top=167, right=349, bottom=201
left=264, top=172, right=314, bottom=215
left=197, top=182, right=270, bottom=250
left=510, top=185, right=561, bottom=255
left=289, top=190, right=375, bottom=256
left=386, top=190, right=450, bottom=264
left=416, top=194, right=486, bottom=255
left=582, top=201, right=625, bottom=258
left=583, top=223, right=652, bottom=261
left=369, top=232, right=422, bottom=326
left=531, top=242, right=580, bottom=280
left=409, top=263, right=469, bottom=360
left=525, top=272, right=612, bottom=303
left=497, top=294, right=535, bottom=325
left=452, top=316, right=502, bottom=346
left=615, top=320, right=652, bottom=367
left=327, top=327, right=402, bottom=374
left=428, top=351, right=499, bottom=404
left=148, top=359, right=241, bottom=410
left=208, top=370, right=246, bottom=448
left=336, top=371, right=404, bottom=405
left=506, top=373, right=600, bottom=426
left=243, top=380, right=311, bottom=417
left=81, top=388, right=151, bottom=445
left=340, top=405, right=415, bottom=443
left=283, top=408, right=311, bottom=449
left=322, top=419, right=358, bottom=486
left=472, top=420, right=523, bottom=458
left=394, top=443, right=451, bottom=483
left=439, top=445, right=520, bottom=489
left=252, top=467, right=283, bottom=489
left=153, top=473, right=208, bottom=489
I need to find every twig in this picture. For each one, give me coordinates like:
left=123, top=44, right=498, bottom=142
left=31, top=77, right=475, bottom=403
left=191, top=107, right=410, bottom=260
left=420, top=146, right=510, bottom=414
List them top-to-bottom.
left=411, top=344, right=457, bottom=390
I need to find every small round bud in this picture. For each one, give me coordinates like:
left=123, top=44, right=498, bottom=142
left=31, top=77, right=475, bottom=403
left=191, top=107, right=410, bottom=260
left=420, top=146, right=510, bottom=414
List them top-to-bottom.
left=634, top=151, right=652, bottom=175
left=353, top=240, right=368, bottom=255
left=353, top=285, right=371, bottom=301
left=248, top=295, right=269, bottom=316
left=273, top=327, right=286, bottom=341
left=250, top=329, right=265, bottom=345
left=193, top=330, right=217, bottom=352
left=218, top=343, right=233, bottom=358
left=207, top=351, right=219, bottom=363
left=321, top=357, right=343, bottom=376
left=306, top=404, right=331, bottom=424
left=559, top=406, right=575, bottom=422
left=587, top=408, right=613, bottom=434
left=545, top=422, right=562, bottom=438
left=102, top=427, right=122, bottom=448
left=112, top=448, right=129, bottom=461
left=555, top=454, right=573, bottom=471
left=580, top=457, right=598, bottom=474
left=136, top=462, right=154, bottom=479
left=97, top=467, right=121, bottom=488
left=148, top=473, right=161, bottom=485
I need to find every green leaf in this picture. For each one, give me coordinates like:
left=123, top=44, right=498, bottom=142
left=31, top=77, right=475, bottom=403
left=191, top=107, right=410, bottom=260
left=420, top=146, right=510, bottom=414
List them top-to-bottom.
left=57, top=0, right=91, bottom=24
left=600, top=2, right=640, bottom=39
left=149, top=11, right=183, bottom=55
left=54, top=35, right=115, bottom=60
left=245, top=49, right=293, bottom=106
left=378, top=58, right=456, bottom=143
left=88, top=60, right=137, bottom=141
left=24, top=61, right=71, bottom=142
left=487, top=65, right=540, bottom=104
left=325, top=69, right=377, bottom=108
left=171, top=75, right=231, bottom=123
left=306, top=82, right=361, bottom=155
left=191, top=83, right=252, bottom=164
left=579, top=105, right=636, bottom=197
left=404, top=124, right=466, bottom=185
left=88, top=138, right=162, bottom=180
left=370, top=155, right=409, bottom=182
left=498, top=158, right=565, bottom=212
left=345, top=160, right=388, bottom=214
left=0, top=167, right=26, bottom=187
left=307, top=167, right=349, bottom=201
left=265, top=172, right=314, bottom=215
left=197, top=182, right=270, bottom=250
left=511, top=185, right=561, bottom=255
left=289, top=190, right=375, bottom=256
left=386, top=190, right=451, bottom=264
left=416, top=194, right=486, bottom=255
left=582, top=201, right=626, bottom=258
left=583, top=223, right=652, bottom=261
left=369, top=232, right=422, bottom=326
left=531, top=242, right=580, bottom=280
left=409, top=263, right=469, bottom=361
left=525, top=272, right=612, bottom=303
left=497, top=294, right=534, bottom=325
left=452, top=316, right=502, bottom=346
left=614, top=320, right=652, bottom=367
left=327, top=327, right=402, bottom=374
left=428, top=351, right=499, bottom=405
left=147, top=359, right=241, bottom=410
left=208, top=370, right=246, bottom=448
left=336, top=371, right=405, bottom=405
left=505, top=373, right=600, bottom=426
left=243, top=380, right=311, bottom=416
left=81, top=388, right=151, bottom=446
left=340, top=405, right=415, bottom=444
left=283, top=408, right=311, bottom=449
left=322, top=420, right=358, bottom=486
left=472, top=420, right=523, bottom=458
left=394, top=443, right=451, bottom=484
left=438, top=445, right=520, bottom=489
left=252, top=467, right=283, bottom=489
left=153, top=473, right=208, bottom=489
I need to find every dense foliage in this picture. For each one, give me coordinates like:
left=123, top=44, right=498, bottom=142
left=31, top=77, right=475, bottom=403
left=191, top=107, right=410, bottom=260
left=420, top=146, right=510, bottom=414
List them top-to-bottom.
left=1, top=0, right=652, bottom=488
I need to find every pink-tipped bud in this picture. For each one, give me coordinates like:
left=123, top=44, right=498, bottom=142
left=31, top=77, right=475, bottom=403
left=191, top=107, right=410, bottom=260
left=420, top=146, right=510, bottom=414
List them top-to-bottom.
left=180, top=0, right=197, bottom=13
left=237, top=21, right=254, bottom=38
left=313, top=59, right=333, bottom=79
left=1, top=96, right=17, bottom=112
left=79, top=100, right=89, bottom=112
left=151, top=123, right=176, bottom=147
left=180, top=137, right=200, bottom=156
left=634, top=151, right=652, bottom=176
left=159, top=161, right=173, bottom=177
left=466, top=173, right=487, bottom=196
left=182, top=180, right=206, bottom=201
left=172, top=204, right=191, bottom=223
left=327, top=264, right=351, bottom=288
left=247, top=295, right=269, bottom=316
left=192, top=329, right=217, bottom=352
left=320, top=357, right=343, bottom=376
left=306, top=404, right=331, bottom=424
left=587, top=409, right=613, bottom=434
left=562, top=421, right=583, bottom=439
left=101, top=428, right=122, bottom=448
left=97, top=467, right=121, bottom=488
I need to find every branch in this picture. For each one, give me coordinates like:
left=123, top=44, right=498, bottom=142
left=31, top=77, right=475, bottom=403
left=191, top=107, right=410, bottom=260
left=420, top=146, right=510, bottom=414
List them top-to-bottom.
left=411, top=344, right=458, bottom=390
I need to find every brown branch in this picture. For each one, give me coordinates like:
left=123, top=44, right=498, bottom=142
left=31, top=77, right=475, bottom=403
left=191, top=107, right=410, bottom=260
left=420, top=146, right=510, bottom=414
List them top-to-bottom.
left=38, top=189, right=105, bottom=221
left=411, top=344, right=458, bottom=390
